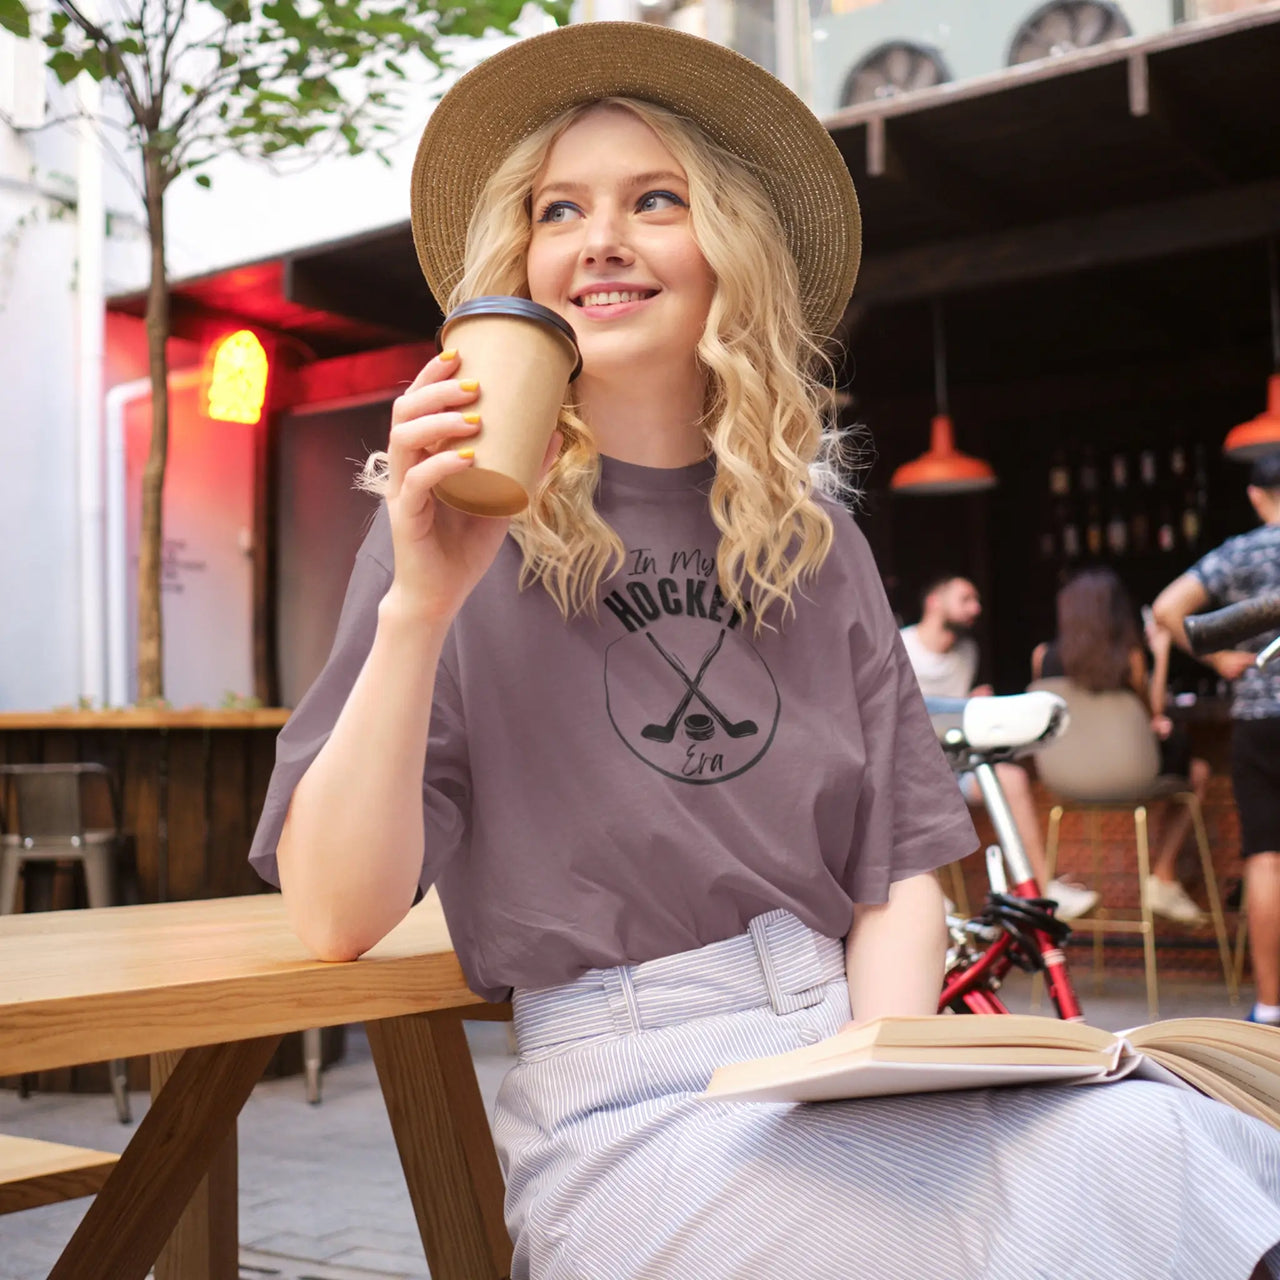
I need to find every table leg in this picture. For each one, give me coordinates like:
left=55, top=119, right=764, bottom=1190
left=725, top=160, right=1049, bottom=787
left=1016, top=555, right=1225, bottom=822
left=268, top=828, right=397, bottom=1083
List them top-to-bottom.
left=367, top=1011, right=512, bottom=1280
left=47, top=1034, right=280, bottom=1280
left=151, top=1048, right=240, bottom=1280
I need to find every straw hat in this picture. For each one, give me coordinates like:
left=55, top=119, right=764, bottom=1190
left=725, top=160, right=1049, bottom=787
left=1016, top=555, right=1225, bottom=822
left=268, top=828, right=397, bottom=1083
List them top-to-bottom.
left=410, top=20, right=861, bottom=339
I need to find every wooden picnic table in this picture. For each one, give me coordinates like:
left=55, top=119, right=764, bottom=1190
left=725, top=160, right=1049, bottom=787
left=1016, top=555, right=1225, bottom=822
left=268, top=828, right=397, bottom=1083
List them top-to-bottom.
left=0, top=892, right=513, bottom=1280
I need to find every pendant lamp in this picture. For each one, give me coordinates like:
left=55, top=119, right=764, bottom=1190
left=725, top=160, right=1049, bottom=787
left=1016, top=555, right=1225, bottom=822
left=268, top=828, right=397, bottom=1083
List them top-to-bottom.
left=1224, top=242, right=1280, bottom=461
left=890, top=301, right=996, bottom=495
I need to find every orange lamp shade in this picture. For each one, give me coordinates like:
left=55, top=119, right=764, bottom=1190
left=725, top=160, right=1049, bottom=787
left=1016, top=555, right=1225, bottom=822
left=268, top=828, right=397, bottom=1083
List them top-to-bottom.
left=206, top=330, right=270, bottom=425
left=1224, top=374, right=1280, bottom=461
left=890, top=414, right=997, bottom=495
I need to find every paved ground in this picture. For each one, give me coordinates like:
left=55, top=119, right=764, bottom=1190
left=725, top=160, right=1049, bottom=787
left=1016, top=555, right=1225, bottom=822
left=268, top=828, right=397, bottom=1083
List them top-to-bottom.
left=0, top=975, right=1249, bottom=1280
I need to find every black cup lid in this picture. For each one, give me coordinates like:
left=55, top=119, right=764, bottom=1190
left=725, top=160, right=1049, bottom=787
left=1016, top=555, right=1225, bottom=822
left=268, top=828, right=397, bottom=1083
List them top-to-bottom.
left=439, top=296, right=582, bottom=381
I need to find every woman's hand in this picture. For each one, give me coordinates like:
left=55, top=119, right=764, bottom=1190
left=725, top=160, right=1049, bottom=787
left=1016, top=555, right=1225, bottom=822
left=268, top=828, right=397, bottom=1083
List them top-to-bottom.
left=384, top=350, right=561, bottom=622
left=1151, top=713, right=1173, bottom=740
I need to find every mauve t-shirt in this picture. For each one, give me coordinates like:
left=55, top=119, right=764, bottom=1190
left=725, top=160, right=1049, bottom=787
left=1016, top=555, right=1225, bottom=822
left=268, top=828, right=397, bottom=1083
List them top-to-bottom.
left=249, top=455, right=977, bottom=1000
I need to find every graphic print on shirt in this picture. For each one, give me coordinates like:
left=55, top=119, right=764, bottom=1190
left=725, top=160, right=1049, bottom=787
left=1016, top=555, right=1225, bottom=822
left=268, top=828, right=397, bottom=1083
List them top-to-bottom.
left=601, top=544, right=780, bottom=784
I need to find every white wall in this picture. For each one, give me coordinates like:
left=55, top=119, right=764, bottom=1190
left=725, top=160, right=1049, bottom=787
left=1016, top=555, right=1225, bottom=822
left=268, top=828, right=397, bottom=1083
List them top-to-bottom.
left=0, top=69, right=148, bottom=709
left=0, top=182, right=81, bottom=709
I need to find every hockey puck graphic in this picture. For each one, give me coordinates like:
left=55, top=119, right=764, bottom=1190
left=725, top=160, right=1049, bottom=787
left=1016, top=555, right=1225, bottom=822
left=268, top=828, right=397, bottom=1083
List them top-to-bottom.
left=684, top=713, right=715, bottom=741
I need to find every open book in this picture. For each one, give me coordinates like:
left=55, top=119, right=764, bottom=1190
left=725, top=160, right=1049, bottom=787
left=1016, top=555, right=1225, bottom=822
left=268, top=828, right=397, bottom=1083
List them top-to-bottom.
left=702, top=1015, right=1280, bottom=1128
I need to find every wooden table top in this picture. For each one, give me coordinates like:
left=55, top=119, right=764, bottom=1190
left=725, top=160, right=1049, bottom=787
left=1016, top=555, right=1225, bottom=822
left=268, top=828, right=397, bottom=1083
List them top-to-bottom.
left=0, top=708, right=292, bottom=730
left=0, top=892, right=479, bottom=1076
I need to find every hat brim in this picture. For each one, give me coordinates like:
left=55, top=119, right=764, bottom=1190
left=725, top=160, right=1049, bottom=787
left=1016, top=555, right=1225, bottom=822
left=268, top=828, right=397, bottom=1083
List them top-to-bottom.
left=410, top=21, right=861, bottom=339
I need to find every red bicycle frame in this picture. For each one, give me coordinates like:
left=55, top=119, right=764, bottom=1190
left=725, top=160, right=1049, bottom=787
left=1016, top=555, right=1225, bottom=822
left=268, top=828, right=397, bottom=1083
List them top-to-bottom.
left=938, top=759, right=1083, bottom=1021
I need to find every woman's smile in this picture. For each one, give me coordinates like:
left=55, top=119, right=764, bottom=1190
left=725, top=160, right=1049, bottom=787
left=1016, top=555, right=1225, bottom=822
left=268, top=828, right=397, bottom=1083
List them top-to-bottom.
left=572, top=286, right=662, bottom=322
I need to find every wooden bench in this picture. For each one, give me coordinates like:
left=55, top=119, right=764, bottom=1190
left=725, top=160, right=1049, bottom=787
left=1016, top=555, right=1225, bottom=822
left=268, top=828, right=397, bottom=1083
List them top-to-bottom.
left=0, top=1133, right=119, bottom=1214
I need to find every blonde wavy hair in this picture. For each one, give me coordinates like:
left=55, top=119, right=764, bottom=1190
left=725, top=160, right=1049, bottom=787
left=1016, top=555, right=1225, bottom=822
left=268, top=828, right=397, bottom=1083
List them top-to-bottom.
left=366, top=97, right=858, bottom=636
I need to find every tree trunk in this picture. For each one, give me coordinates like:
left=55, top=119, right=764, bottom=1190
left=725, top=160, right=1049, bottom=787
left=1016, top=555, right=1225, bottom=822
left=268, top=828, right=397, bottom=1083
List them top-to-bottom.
left=136, top=150, right=170, bottom=703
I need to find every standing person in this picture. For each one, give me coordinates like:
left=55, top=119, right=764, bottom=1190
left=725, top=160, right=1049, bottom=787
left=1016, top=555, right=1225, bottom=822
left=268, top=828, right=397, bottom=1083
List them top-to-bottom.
left=249, top=25, right=1280, bottom=1278
left=1155, top=451, right=1280, bottom=1026
left=1031, top=567, right=1213, bottom=925
left=902, top=575, right=1099, bottom=920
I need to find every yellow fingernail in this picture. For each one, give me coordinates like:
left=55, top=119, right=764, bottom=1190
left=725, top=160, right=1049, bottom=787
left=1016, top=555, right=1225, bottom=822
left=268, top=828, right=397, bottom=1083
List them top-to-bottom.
left=439, top=348, right=458, bottom=361
left=459, top=379, right=479, bottom=392
left=462, top=413, right=481, bottom=425
left=456, top=448, right=475, bottom=460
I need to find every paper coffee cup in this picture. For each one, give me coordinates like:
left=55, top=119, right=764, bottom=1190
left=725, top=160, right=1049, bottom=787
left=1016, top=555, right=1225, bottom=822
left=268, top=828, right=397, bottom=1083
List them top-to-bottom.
left=433, top=297, right=581, bottom=518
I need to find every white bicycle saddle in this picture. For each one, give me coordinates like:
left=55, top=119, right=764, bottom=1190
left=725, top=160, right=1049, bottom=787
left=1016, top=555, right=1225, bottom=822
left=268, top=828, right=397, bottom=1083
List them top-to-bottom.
left=925, top=691, right=1069, bottom=755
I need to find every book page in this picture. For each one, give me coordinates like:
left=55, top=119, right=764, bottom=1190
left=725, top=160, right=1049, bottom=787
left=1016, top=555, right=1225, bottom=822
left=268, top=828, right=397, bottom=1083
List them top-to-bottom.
left=855, top=1014, right=1115, bottom=1053
left=1127, top=1018, right=1280, bottom=1060
left=705, top=1020, right=1116, bottom=1100
left=1161, top=1044, right=1280, bottom=1123
left=1140, top=1048, right=1277, bottom=1128
left=703, top=1058, right=1110, bottom=1105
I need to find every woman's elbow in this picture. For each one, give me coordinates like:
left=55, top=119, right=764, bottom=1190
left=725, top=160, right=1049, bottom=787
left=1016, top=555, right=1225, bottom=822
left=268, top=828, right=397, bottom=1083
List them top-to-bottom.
left=283, top=899, right=371, bottom=962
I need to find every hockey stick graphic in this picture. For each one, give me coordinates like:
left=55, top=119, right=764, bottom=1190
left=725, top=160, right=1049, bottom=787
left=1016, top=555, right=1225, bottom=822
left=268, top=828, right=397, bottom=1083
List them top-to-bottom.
left=641, top=630, right=726, bottom=743
left=645, top=631, right=758, bottom=739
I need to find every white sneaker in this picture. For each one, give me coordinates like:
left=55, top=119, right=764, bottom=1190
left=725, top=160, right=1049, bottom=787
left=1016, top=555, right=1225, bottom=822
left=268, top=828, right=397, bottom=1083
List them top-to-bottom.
left=1145, top=875, right=1207, bottom=925
left=1045, top=878, right=1099, bottom=922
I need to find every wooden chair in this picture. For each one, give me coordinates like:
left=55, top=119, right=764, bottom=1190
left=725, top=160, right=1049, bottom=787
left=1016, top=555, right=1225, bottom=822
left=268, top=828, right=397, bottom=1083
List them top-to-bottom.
left=1029, top=678, right=1237, bottom=1021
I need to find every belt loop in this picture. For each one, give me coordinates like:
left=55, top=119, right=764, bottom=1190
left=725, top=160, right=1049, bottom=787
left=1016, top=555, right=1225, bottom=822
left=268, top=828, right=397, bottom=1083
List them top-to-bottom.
left=748, top=910, right=831, bottom=1015
left=601, top=965, right=642, bottom=1034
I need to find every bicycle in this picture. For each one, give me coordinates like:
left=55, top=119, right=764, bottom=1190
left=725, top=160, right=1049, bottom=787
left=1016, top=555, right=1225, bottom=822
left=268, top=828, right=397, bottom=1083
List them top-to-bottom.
left=923, top=691, right=1086, bottom=1021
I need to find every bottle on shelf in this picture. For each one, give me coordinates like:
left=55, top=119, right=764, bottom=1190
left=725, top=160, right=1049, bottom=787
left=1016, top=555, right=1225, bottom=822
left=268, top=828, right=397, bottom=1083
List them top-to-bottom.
left=1169, top=441, right=1188, bottom=481
left=1078, top=445, right=1099, bottom=496
left=1139, top=447, right=1158, bottom=488
left=1048, top=448, right=1071, bottom=497
left=1110, top=450, right=1129, bottom=492
left=1181, top=501, right=1202, bottom=551
left=1085, top=502, right=1104, bottom=557
left=1156, top=502, right=1177, bottom=554
left=1107, top=504, right=1129, bottom=556
left=1038, top=507, right=1058, bottom=561
left=1061, top=508, right=1082, bottom=560
left=1130, top=509, right=1151, bottom=556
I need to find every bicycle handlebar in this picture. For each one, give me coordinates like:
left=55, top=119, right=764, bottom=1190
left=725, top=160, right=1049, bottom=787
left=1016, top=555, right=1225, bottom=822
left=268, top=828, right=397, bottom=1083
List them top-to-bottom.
left=1183, top=593, right=1280, bottom=656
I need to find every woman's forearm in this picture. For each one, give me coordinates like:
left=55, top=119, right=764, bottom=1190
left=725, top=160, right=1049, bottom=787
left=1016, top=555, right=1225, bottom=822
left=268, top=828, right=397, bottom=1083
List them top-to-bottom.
left=277, top=588, right=452, bottom=961
left=1148, top=640, right=1170, bottom=717
left=845, top=872, right=948, bottom=1024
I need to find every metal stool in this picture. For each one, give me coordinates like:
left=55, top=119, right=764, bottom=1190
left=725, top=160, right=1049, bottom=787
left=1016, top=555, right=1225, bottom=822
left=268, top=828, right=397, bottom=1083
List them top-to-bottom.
left=1027, top=677, right=1238, bottom=1022
left=0, top=763, right=134, bottom=1122
left=1040, top=789, right=1237, bottom=1021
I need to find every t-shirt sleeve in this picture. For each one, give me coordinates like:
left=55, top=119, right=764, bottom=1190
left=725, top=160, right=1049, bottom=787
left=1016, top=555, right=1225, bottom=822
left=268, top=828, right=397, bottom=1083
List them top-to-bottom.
left=247, top=505, right=471, bottom=892
left=835, top=517, right=979, bottom=903
left=1189, top=540, right=1232, bottom=605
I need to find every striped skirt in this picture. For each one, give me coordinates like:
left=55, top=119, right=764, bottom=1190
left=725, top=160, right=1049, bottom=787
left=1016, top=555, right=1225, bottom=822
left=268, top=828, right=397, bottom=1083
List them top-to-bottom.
left=494, top=909, right=1280, bottom=1280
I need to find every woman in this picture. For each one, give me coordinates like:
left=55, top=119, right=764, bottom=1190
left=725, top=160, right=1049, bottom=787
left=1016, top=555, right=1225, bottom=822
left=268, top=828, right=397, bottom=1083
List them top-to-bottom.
left=249, top=23, right=1280, bottom=1279
left=1033, top=567, right=1213, bottom=924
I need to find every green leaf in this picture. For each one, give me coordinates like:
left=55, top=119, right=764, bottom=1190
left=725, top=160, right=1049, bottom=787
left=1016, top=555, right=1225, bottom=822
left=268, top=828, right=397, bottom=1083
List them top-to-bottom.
left=0, top=0, right=30, bottom=40
left=48, top=48, right=85, bottom=85
left=194, top=173, right=212, bottom=188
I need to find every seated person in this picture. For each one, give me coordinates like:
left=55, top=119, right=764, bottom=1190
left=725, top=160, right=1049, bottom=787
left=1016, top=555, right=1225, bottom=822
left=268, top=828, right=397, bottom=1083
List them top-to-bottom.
left=1032, top=566, right=1211, bottom=925
left=901, top=575, right=1098, bottom=920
